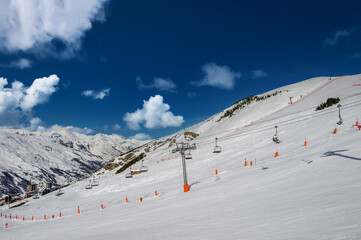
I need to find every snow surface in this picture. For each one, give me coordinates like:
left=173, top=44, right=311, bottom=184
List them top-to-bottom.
left=1, top=74, right=361, bottom=239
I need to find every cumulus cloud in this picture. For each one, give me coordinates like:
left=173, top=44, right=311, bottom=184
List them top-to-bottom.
left=0, top=0, right=108, bottom=58
left=324, top=28, right=358, bottom=46
left=0, top=58, right=32, bottom=69
left=192, top=63, right=241, bottom=90
left=251, top=70, right=268, bottom=79
left=0, top=74, right=59, bottom=126
left=136, top=77, right=177, bottom=92
left=82, top=88, right=110, bottom=100
left=123, top=95, right=184, bottom=130
left=34, top=122, right=94, bottom=135
left=112, top=124, right=121, bottom=130
left=130, top=133, right=151, bottom=141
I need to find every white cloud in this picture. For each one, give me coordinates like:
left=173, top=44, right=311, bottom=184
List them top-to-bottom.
left=0, top=0, right=108, bottom=58
left=324, top=28, right=357, bottom=46
left=0, top=58, right=32, bottom=69
left=193, top=63, right=241, bottom=90
left=251, top=70, right=268, bottom=79
left=0, top=74, right=59, bottom=126
left=136, top=77, right=177, bottom=92
left=82, top=88, right=110, bottom=100
left=123, top=95, right=184, bottom=130
left=31, top=119, right=93, bottom=135
left=112, top=124, right=121, bottom=130
left=130, top=133, right=151, bottom=141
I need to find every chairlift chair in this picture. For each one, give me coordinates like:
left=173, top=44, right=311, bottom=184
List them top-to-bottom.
left=337, top=104, right=343, bottom=125
left=273, top=125, right=280, bottom=143
left=213, top=137, right=221, bottom=153
left=185, top=150, right=192, bottom=159
left=140, top=160, right=148, bottom=172
left=125, top=168, right=133, bottom=178
left=91, top=180, right=99, bottom=187
left=33, top=194, right=40, bottom=199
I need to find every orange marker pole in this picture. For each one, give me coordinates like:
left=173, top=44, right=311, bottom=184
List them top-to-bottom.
left=334, top=128, right=337, bottom=134
left=304, top=140, right=307, bottom=146
left=275, top=152, right=279, bottom=157
left=245, top=160, right=247, bottom=166
left=250, top=161, right=253, bottom=166
left=215, top=169, right=218, bottom=175
left=183, top=184, right=190, bottom=192
left=155, top=190, right=158, bottom=196
left=126, top=197, right=128, bottom=203
left=140, top=197, right=143, bottom=202
left=101, top=204, right=103, bottom=209
left=78, top=208, right=80, bottom=214
left=59, top=212, right=62, bottom=218
left=16, top=215, right=17, bottom=220
left=44, top=215, right=46, bottom=220
left=52, top=215, right=54, bottom=220
left=32, top=216, right=34, bottom=221
left=22, top=217, right=24, bottom=221
left=5, top=223, right=8, bottom=228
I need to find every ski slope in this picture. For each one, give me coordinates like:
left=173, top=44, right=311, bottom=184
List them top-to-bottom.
left=1, top=74, right=361, bottom=239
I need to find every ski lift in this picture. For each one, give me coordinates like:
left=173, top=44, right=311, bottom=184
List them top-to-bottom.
left=337, top=104, right=343, bottom=125
left=273, top=125, right=280, bottom=143
left=213, top=137, right=221, bottom=153
left=185, top=150, right=192, bottom=160
left=140, top=160, right=148, bottom=172
left=125, top=167, right=133, bottom=178
left=85, top=179, right=93, bottom=189
left=91, top=180, right=99, bottom=187
left=56, top=189, right=64, bottom=196
left=33, top=194, right=40, bottom=199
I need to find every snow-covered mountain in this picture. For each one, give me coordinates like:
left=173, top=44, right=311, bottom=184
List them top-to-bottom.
left=1, top=74, right=361, bottom=239
left=0, top=128, right=145, bottom=196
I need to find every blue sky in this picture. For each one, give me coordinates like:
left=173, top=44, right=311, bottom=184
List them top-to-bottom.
left=0, top=0, right=360, bottom=140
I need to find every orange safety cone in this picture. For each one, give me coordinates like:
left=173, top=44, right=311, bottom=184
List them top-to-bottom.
left=356, top=121, right=359, bottom=126
left=334, top=128, right=337, bottom=134
left=304, top=140, right=307, bottom=146
left=275, top=152, right=279, bottom=157
left=245, top=161, right=247, bottom=166
left=250, top=161, right=253, bottom=166
left=215, top=169, right=218, bottom=175
left=183, top=184, right=190, bottom=192
left=155, top=190, right=158, bottom=196
left=126, top=197, right=128, bottom=203
left=140, top=197, right=143, bottom=202
left=101, top=204, right=104, bottom=209
left=78, top=208, right=80, bottom=214
left=59, top=212, right=61, bottom=218
left=32, top=216, right=34, bottom=221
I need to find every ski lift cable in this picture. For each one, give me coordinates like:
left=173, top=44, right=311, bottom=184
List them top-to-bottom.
left=189, top=100, right=361, bottom=147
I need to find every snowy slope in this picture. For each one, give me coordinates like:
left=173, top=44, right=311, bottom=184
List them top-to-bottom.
left=1, top=74, right=361, bottom=239
left=0, top=128, right=144, bottom=196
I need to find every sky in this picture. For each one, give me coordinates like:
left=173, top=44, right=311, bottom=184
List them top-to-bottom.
left=0, top=0, right=361, bottom=140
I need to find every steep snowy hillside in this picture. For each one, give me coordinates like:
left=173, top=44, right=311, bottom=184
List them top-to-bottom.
left=1, top=74, right=361, bottom=239
left=0, top=128, right=144, bottom=196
